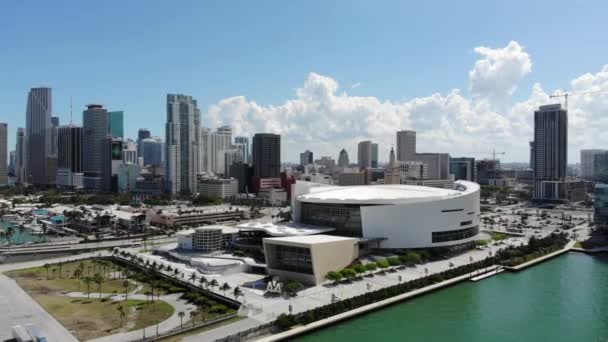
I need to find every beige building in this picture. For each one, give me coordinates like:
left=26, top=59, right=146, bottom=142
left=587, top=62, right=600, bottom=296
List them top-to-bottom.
left=263, top=235, right=359, bottom=285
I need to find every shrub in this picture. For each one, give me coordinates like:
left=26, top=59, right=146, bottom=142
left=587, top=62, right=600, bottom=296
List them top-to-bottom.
left=387, top=257, right=401, bottom=266
left=376, top=259, right=390, bottom=269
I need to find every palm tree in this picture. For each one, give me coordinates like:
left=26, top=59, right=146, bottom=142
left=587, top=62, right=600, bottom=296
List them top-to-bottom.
left=41, top=222, right=48, bottom=242
left=17, top=224, right=25, bottom=243
left=5, top=226, right=14, bottom=245
left=58, top=262, right=63, bottom=279
left=43, top=263, right=50, bottom=280
left=73, top=268, right=82, bottom=291
left=93, top=273, right=104, bottom=299
left=189, top=273, right=197, bottom=284
left=84, top=276, right=92, bottom=299
left=199, top=276, right=208, bottom=289
left=209, top=279, right=218, bottom=292
left=123, top=280, right=130, bottom=301
left=220, top=282, right=231, bottom=297
left=233, top=286, right=243, bottom=301
left=144, top=290, right=152, bottom=304
left=117, top=304, right=126, bottom=327
left=190, top=310, right=198, bottom=327
left=178, top=311, right=185, bottom=328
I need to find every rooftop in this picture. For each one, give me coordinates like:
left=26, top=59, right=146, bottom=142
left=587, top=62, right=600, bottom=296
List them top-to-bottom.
left=297, top=182, right=476, bottom=205
left=236, top=221, right=334, bottom=236
left=264, top=234, right=358, bottom=244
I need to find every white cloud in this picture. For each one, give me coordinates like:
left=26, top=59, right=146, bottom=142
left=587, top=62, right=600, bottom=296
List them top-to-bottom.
left=203, top=41, right=607, bottom=164
left=351, top=82, right=362, bottom=89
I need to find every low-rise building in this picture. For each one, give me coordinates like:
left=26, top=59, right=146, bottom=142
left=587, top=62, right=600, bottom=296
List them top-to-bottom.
left=198, top=175, right=239, bottom=199
left=150, top=206, right=250, bottom=227
left=176, top=225, right=239, bottom=251
left=263, top=235, right=359, bottom=285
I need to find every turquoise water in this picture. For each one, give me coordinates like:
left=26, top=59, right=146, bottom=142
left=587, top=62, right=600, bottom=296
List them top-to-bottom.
left=0, top=220, right=46, bottom=244
left=296, top=253, right=608, bottom=342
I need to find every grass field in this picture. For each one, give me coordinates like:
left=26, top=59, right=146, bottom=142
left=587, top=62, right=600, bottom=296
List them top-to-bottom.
left=5, top=258, right=175, bottom=340
left=5, top=259, right=138, bottom=295
left=36, top=295, right=174, bottom=340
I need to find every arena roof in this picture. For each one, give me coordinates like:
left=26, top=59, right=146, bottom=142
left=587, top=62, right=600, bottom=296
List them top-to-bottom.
left=297, top=181, right=478, bottom=205
left=236, top=221, right=334, bottom=236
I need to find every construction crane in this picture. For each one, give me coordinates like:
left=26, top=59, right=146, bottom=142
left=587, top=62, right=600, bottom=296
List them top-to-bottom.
left=549, top=89, right=608, bottom=110
left=466, top=149, right=506, bottom=162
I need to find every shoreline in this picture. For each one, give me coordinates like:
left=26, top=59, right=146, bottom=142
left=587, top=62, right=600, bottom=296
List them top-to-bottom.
left=255, top=242, right=607, bottom=342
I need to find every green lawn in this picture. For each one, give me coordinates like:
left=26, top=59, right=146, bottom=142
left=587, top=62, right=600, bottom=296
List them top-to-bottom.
left=6, top=259, right=138, bottom=295
left=36, top=295, right=174, bottom=341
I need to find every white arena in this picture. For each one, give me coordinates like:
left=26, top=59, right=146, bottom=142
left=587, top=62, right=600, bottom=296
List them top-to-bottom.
left=291, top=180, right=480, bottom=249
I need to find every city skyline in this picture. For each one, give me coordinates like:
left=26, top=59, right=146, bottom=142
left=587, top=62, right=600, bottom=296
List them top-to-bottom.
left=2, top=1, right=608, bottom=163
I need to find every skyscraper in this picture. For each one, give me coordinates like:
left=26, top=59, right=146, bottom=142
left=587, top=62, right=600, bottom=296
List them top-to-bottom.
left=26, top=87, right=52, bottom=185
left=165, top=94, right=200, bottom=194
left=82, top=104, right=110, bottom=190
left=533, top=104, right=568, bottom=201
left=108, top=111, right=124, bottom=138
left=50, top=116, right=59, bottom=156
left=0, top=123, right=7, bottom=185
left=56, top=125, right=83, bottom=188
left=200, top=126, right=232, bottom=175
left=15, top=128, right=25, bottom=184
left=396, top=130, right=416, bottom=161
left=252, top=133, right=281, bottom=178
left=234, top=136, right=250, bottom=163
left=141, top=137, right=163, bottom=167
left=357, top=141, right=372, bottom=169
left=371, top=143, right=379, bottom=168
left=384, top=147, right=400, bottom=184
left=338, top=148, right=349, bottom=168
left=581, top=149, right=606, bottom=179
left=300, top=150, right=313, bottom=166
left=8, top=151, right=16, bottom=177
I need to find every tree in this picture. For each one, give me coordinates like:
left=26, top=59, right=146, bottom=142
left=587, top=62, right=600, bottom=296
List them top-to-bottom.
left=399, top=251, right=422, bottom=266
left=43, top=263, right=50, bottom=280
left=73, top=268, right=82, bottom=291
left=93, top=273, right=104, bottom=299
left=189, top=273, right=198, bottom=283
left=84, top=276, right=92, bottom=299
left=199, top=276, right=208, bottom=289
left=209, top=279, right=219, bottom=292
left=123, top=280, right=130, bottom=301
left=220, top=282, right=231, bottom=296
left=233, top=286, right=243, bottom=301
left=144, top=290, right=152, bottom=304
left=117, top=305, right=126, bottom=327
left=190, top=310, right=198, bottom=326
left=178, top=311, right=185, bottom=328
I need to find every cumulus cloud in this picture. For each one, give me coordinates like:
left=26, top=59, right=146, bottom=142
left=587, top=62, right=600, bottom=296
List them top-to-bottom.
left=203, top=41, right=607, bottom=164
left=469, top=41, right=532, bottom=105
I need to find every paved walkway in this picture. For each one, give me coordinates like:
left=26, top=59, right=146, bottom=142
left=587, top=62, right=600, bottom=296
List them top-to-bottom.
left=0, top=274, right=78, bottom=342
left=183, top=317, right=262, bottom=342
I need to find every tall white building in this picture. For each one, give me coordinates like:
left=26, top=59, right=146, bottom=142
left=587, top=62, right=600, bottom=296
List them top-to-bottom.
left=165, top=94, right=200, bottom=194
left=200, top=126, right=232, bottom=175
left=234, top=136, right=249, bottom=163
left=581, top=149, right=606, bottom=179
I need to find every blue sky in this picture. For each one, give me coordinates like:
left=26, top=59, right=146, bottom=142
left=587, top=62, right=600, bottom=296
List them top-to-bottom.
left=2, top=0, right=608, bottom=162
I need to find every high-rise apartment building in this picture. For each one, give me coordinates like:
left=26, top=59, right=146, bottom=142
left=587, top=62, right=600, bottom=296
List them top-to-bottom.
left=26, top=87, right=52, bottom=185
left=165, top=94, right=200, bottom=194
left=82, top=104, right=110, bottom=190
left=533, top=104, right=568, bottom=201
left=108, top=111, right=124, bottom=138
left=49, top=116, right=59, bottom=156
left=0, top=123, right=7, bottom=185
left=56, top=125, right=83, bottom=188
left=200, top=126, right=232, bottom=175
left=15, top=128, right=25, bottom=184
left=137, top=128, right=151, bottom=156
left=396, top=130, right=416, bottom=161
left=252, top=133, right=281, bottom=178
left=234, top=136, right=249, bottom=163
left=141, top=137, right=163, bottom=167
left=358, top=141, right=372, bottom=169
left=529, top=141, right=535, bottom=171
left=371, top=143, right=379, bottom=168
left=338, top=148, right=349, bottom=168
left=223, top=149, right=244, bottom=178
left=581, top=149, right=606, bottom=179
left=300, top=150, right=313, bottom=166
left=8, top=151, right=16, bottom=177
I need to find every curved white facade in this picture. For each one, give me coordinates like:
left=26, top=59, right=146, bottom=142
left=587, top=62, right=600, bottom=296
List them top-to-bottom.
left=292, top=181, right=480, bottom=249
